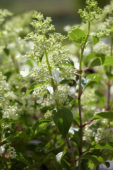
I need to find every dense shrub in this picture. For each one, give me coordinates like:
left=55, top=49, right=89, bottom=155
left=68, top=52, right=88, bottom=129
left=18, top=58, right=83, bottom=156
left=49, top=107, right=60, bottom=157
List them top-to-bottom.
left=0, top=0, right=113, bottom=169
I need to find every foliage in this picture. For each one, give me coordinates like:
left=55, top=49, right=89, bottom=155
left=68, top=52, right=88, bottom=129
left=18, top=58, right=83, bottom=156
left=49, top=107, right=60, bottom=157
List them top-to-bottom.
left=0, top=0, right=113, bottom=169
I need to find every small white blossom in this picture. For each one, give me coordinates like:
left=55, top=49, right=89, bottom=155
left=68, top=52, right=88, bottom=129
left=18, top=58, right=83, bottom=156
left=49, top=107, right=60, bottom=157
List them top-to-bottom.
left=3, top=105, right=18, bottom=119
left=0, top=145, right=5, bottom=155
left=7, top=146, right=16, bottom=159
left=56, top=152, right=63, bottom=163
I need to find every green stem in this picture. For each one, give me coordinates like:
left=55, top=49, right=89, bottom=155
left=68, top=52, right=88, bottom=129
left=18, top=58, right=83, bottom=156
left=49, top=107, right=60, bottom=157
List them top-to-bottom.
left=78, top=22, right=90, bottom=170
left=106, top=36, right=113, bottom=110
left=44, top=41, right=76, bottom=169
left=44, top=49, right=60, bottom=107
left=44, top=49, right=56, bottom=92
left=45, top=49, right=54, bottom=88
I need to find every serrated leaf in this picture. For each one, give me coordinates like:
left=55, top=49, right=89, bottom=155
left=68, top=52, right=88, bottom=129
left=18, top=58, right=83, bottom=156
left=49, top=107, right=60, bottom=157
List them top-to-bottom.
left=68, top=27, right=86, bottom=46
left=53, top=107, right=73, bottom=137
left=94, top=111, right=113, bottom=120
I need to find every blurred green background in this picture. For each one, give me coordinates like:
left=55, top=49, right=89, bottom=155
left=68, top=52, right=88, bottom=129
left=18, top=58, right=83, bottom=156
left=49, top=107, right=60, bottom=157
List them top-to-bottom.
left=0, top=0, right=110, bottom=32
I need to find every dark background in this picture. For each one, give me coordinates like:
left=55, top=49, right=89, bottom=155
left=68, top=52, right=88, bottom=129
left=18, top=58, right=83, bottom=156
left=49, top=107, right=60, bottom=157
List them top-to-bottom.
left=0, top=0, right=110, bottom=32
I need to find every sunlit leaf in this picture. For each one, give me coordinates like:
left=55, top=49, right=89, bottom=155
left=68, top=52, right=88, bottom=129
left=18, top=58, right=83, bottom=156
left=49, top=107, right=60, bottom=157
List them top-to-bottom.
left=68, top=27, right=86, bottom=46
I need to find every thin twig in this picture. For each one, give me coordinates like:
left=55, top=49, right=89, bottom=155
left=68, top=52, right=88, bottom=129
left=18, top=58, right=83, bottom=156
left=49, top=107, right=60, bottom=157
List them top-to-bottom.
left=106, top=36, right=113, bottom=110
left=75, top=67, right=91, bottom=73
left=82, top=119, right=95, bottom=127
left=73, top=120, right=80, bottom=127
left=66, top=135, right=76, bottom=170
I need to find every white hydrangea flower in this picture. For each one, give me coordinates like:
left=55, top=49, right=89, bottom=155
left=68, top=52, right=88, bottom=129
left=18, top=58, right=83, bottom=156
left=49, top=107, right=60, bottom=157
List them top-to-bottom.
left=78, top=0, right=102, bottom=23
left=0, top=9, right=12, bottom=24
left=94, top=41, right=110, bottom=55
left=59, top=64, right=76, bottom=81
left=0, top=72, right=10, bottom=92
left=33, top=85, right=48, bottom=98
left=53, top=85, right=70, bottom=104
left=4, top=91, right=17, bottom=100
left=42, top=94, right=55, bottom=107
left=3, top=105, right=18, bottom=119
left=44, top=110, right=52, bottom=119
left=83, top=124, right=93, bottom=142
left=95, top=127, right=113, bottom=143
left=0, top=145, right=5, bottom=155
left=7, top=146, right=16, bottom=159
left=56, top=152, right=63, bottom=163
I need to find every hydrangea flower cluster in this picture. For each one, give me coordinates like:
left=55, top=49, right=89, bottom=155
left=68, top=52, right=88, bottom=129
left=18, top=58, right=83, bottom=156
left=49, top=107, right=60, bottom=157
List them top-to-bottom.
left=0, top=0, right=113, bottom=168
left=78, top=0, right=102, bottom=23
left=92, top=0, right=113, bottom=40
left=0, top=9, right=12, bottom=24
left=26, top=11, right=76, bottom=107
left=94, top=41, right=110, bottom=56
left=0, top=72, right=18, bottom=119
left=81, top=88, right=96, bottom=112
left=3, top=105, right=18, bottom=119
left=83, top=119, right=113, bottom=144
left=0, top=145, right=16, bottom=159
left=7, top=146, right=17, bottom=159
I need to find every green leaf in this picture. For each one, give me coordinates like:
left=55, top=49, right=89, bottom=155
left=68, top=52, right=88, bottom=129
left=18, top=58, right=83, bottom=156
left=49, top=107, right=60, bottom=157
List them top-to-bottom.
left=68, top=27, right=86, bottom=46
left=92, top=36, right=99, bottom=45
left=4, top=47, right=10, bottom=55
left=84, top=53, right=105, bottom=67
left=85, top=54, right=113, bottom=67
left=103, top=56, right=113, bottom=66
left=89, top=57, right=102, bottom=67
left=26, top=60, right=33, bottom=67
left=84, top=73, right=103, bottom=88
left=87, top=73, right=103, bottom=82
left=26, top=89, right=33, bottom=95
left=53, top=107, right=73, bottom=137
left=94, top=111, right=113, bottom=120
left=94, top=144, right=113, bottom=151
left=83, top=154, right=104, bottom=165
left=88, top=161, right=95, bottom=169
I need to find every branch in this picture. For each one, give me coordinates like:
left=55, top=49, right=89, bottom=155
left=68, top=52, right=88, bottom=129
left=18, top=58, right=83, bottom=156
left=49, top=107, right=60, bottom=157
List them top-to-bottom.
left=106, top=36, right=113, bottom=110
left=75, top=67, right=91, bottom=73
left=82, top=119, right=95, bottom=127
left=73, top=120, right=80, bottom=128
left=66, top=135, right=76, bottom=170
